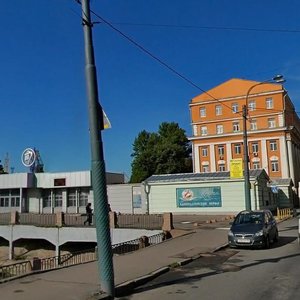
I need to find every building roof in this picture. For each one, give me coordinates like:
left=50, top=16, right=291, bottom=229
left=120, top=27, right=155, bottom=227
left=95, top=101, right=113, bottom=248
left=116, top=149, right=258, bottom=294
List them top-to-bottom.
left=191, top=78, right=284, bottom=103
left=145, top=169, right=267, bottom=183
left=270, top=178, right=293, bottom=186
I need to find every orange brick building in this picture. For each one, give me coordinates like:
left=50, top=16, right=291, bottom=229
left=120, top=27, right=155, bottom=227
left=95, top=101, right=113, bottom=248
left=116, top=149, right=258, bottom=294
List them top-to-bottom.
left=189, top=78, right=300, bottom=196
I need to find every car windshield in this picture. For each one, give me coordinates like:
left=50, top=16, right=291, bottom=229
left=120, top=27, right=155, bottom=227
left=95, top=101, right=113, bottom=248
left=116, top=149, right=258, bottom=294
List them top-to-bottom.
left=234, top=212, right=264, bottom=225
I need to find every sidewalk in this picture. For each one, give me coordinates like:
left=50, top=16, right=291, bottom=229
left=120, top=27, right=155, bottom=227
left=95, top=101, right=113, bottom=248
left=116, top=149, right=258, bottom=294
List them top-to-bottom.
left=0, top=216, right=230, bottom=300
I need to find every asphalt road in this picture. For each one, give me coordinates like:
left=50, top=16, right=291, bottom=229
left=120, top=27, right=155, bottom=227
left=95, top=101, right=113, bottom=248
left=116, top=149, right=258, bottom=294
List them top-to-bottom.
left=122, top=217, right=300, bottom=300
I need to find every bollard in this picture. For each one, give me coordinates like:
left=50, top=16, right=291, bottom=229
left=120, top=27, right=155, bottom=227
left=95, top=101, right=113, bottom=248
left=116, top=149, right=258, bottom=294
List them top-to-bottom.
left=162, top=213, right=174, bottom=231
left=138, top=236, right=149, bottom=249
left=32, top=257, right=41, bottom=271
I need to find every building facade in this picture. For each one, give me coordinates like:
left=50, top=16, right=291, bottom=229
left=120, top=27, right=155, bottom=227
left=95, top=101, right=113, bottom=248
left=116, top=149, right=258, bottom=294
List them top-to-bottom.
left=189, top=78, right=300, bottom=202
left=144, top=170, right=293, bottom=215
left=0, top=171, right=144, bottom=214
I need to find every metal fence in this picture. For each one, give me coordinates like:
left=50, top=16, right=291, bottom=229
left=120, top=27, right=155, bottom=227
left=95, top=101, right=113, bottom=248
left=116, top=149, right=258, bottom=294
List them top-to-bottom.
left=0, top=213, right=10, bottom=225
left=0, top=213, right=164, bottom=230
left=19, top=213, right=56, bottom=226
left=64, top=214, right=87, bottom=227
left=117, top=214, right=163, bottom=229
left=0, top=232, right=165, bottom=281
left=0, top=261, right=32, bottom=280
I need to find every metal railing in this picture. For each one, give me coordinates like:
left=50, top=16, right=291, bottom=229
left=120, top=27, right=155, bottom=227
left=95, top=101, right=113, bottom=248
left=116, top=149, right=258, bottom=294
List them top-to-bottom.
left=276, top=207, right=293, bottom=220
left=0, top=213, right=164, bottom=230
left=0, top=213, right=10, bottom=225
left=19, top=213, right=56, bottom=226
left=64, top=214, right=87, bottom=226
left=117, top=214, right=163, bottom=229
left=0, top=232, right=166, bottom=281
left=0, top=261, right=32, bottom=280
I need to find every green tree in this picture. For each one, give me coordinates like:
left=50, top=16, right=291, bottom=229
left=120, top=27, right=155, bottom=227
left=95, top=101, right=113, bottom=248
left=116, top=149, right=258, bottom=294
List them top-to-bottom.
left=130, top=122, right=192, bottom=183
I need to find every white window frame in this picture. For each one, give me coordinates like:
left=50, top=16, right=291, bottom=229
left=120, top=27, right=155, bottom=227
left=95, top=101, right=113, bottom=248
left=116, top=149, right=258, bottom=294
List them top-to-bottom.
left=266, top=97, right=273, bottom=109
left=248, top=100, right=256, bottom=111
left=232, top=103, right=239, bottom=113
left=215, top=105, right=222, bottom=116
left=200, top=107, right=206, bottom=117
left=268, top=118, right=276, bottom=128
left=250, top=120, right=257, bottom=131
left=233, top=122, right=240, bottom=132
left=216, top=124, right=223, bottom=134
left=201, top=126, right=208, bottom=136
left=270, top=141, right=277, bottom=151
left=252, top=143, right=259, bottom=153
left=234, top=144, right=242, bottom=154
left=218, top=145, right=225, bottom=156
left=202, top=147, right=208, bottom=157
left=271, top=161, right=279, bottom=172
left=253, top=162, right=260, bottom=169
left=218, top=164, right=226, bottom=171
left=202, top=165, right=210, bottom=173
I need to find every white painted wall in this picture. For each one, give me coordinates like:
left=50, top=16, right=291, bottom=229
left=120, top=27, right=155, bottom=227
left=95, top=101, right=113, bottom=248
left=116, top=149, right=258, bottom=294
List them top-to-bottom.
left=148, top=180, right=246, bottom=214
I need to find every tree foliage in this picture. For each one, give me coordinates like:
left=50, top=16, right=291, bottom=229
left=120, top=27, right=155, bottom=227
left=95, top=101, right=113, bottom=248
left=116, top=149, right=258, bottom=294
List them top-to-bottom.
left=130, top=122, right=192, bottom=183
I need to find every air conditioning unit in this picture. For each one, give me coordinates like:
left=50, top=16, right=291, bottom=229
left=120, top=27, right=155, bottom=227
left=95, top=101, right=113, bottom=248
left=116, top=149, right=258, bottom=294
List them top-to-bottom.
left=253, top=152, right=258, bottom=157
left=220, top=156, right=224, bottom=160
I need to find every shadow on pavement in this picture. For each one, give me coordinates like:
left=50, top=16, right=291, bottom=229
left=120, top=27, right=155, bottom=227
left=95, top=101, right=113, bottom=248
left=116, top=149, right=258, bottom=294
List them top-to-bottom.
left=120, top=250, right=300, bottom=299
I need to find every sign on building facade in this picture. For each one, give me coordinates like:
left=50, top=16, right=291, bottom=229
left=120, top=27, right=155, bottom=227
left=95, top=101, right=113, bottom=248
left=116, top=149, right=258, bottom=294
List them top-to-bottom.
left=176, top=187, right=222, bottom=207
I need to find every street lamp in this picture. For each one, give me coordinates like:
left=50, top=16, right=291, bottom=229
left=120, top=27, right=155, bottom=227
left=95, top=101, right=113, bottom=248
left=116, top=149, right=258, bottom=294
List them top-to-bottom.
left=243, top=75, right=285, bottom=211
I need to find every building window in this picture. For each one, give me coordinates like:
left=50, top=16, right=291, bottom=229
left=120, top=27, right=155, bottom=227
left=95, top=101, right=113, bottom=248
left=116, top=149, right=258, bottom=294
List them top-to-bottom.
left=266, top=97, right=273, bottom=109
left=248, top=100, right=256, bottom=111
left=232, top=103, right=239, bottom=113
left=215, top=105, right=222, bottom=116
left=200, top=107, right=206, bottom=117
left=268, top=118, right=276, bottom=128
left=250, top=119, right=257, bottom=131
left=233, top=122, right=240, bottom=132
left=216, top=124, right=223, bottom=134
left=193, top=125, right=198, bottom=136
left=201, top=126, right=208, bottom=136
left=270, top=140, right=278, bottom=151
left=252, top=142, right=259, bottom=153
left=234, top=143, right=242, bottom=154
left=218, top=145, right=225, bottom=156
left=201, top=147, right=208, bottom=157
left=271, top=160, right=279, bottom=172
left=253, top=162, right=260, bottom=169
left=219, top=164, right=226, bottom=171
left=202, top=165, right=210, bottom=173
left=67, top=189, right=76, bottom=207
left=79, top=189, right=89, bottom=207
left=43, top=191, right=52, bottom=208
left=54, top=191, right=63, bottom=207
left=0, top=196, right=9, bottom=207
left=11, top=197, right=20, bottom=207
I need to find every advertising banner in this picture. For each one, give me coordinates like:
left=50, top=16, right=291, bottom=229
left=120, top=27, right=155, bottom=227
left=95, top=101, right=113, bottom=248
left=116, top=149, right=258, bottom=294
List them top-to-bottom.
left=230, top=158, right=243, bottom=178
left=176, top=187, right=222, bottom=208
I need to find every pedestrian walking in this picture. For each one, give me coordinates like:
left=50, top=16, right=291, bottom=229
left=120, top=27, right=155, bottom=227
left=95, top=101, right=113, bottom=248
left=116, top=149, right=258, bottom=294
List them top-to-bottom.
left=84, top=203, right=93, bottom=226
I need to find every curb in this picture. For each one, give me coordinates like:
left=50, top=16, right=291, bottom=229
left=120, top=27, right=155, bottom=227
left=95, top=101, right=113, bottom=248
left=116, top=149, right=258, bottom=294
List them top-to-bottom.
left=90, top=242, right=230, bottom=299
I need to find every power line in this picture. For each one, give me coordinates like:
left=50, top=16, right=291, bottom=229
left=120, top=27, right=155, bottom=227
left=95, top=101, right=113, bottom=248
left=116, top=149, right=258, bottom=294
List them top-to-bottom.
left=74, top=1, right=288, bottom=119
left=77, top=5, right=240, bottom=116
left=106, top=22, right=300, bottom=34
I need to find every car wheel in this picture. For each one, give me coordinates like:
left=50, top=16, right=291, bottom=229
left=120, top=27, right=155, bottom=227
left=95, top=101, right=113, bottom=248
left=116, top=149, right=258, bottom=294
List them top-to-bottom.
left=274, top=230, right=279, bottom=243
left=265, top=236, right=270, bottom=249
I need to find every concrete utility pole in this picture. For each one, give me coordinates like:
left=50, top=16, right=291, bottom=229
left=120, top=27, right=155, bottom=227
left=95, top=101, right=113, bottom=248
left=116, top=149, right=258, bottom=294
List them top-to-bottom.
left=81, top=0, right=115, bottom=297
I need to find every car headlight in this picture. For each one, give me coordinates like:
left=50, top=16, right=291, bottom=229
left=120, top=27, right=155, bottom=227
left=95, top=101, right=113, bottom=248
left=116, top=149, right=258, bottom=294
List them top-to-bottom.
left=228, top=230, right=234, bottom=237
left=255, top=230, right=264, bottom=237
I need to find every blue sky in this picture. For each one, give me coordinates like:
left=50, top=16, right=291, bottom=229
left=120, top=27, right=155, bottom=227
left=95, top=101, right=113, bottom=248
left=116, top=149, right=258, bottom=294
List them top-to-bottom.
left=1, top=0, right=300, bottom=178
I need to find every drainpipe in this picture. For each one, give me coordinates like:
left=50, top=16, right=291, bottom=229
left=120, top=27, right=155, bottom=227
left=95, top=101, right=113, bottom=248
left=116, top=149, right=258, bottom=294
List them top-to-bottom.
left=254, top=180, right=258, bottom=210
left=143, top=181, right=150, bottom=214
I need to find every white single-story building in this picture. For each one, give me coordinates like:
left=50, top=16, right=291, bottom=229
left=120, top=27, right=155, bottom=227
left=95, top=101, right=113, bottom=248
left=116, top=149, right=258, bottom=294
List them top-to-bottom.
left=143, top=169, right=294, bottom=215
left=0, top=171, right=143, bottom=214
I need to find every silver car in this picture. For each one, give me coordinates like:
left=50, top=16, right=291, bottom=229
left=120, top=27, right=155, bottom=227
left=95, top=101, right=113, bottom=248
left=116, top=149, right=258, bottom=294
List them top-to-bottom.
left=228, top=210, right=279, bottom=249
